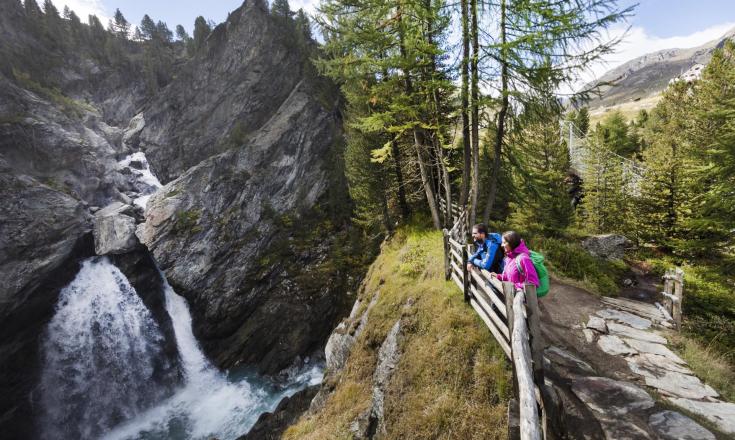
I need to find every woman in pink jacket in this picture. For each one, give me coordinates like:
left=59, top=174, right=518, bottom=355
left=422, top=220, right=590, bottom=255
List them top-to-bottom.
left=491, top=231, right=539, bottom=290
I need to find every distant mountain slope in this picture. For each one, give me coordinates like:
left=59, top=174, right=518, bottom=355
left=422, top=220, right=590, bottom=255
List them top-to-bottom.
left=583, top=27, right=735, bottom=109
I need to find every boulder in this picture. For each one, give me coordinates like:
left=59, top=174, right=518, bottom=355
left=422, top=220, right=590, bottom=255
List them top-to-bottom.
left=93, top=202, right=140, bottom=255
left=581, top=234, right=631, bottom=260
left=586, top=316, right=608, bottom=333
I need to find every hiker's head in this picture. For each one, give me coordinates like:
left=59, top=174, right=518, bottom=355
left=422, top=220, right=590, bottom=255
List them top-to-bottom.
left=471, top=223, right=488, bottom=241
left=501, top=231, right=521, bottom=253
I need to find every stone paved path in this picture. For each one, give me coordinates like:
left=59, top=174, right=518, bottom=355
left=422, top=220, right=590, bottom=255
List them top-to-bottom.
left=539, top=278, right=735, bottom=439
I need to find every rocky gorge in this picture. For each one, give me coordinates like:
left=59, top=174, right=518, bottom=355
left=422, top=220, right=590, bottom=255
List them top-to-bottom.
left=0, top=0, right=359, bottom=437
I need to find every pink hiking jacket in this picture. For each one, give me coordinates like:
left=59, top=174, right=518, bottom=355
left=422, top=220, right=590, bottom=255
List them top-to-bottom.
left=497, top=240, right=539, bottom=290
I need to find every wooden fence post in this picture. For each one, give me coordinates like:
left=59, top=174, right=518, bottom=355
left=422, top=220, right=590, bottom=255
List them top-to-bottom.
left=442, top=230, right=451, bottom=281
left=462, top=245, right=470, bottom=303
left=673, top=268, right=684, bottom=330
left=503, top=282, right=519, bottom=395
left=523, top=285, right=545, bottom=390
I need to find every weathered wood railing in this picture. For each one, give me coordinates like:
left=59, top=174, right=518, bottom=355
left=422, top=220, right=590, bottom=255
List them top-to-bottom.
left=442, top=202, right=545, bottom=440
left=660, top=268, right=684, bottom=330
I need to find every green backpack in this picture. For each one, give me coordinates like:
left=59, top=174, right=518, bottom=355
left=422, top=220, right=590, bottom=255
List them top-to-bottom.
left=515, top=251, right=550, bottom=297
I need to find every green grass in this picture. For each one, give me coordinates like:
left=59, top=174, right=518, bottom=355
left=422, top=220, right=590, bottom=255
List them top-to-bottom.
left=12, top=69, right=95, bottom=118
left=284, top=226, right=511, bottom=439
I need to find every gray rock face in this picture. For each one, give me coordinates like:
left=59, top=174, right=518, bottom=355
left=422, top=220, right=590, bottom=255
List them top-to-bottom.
left=135, top=1, right=350, bottom=375
left=93, top=203, right=140, bottom=255
left=581, top=234, right=631, bottom=260
left=325, top=294, right=379, bottom=373
left=596, top=308, right=652, bottom=329
left=607, top=322, right=666, bottom=344
left=598, top=334, right=637, bottom=356
left=667, top=398, right=735, bottom=435
left=648, top=411, right=715, bottom=440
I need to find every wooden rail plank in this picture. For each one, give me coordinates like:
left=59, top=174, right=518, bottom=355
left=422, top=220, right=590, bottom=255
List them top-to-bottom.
left=448, top=237, right=463, bottom=251
left=450, top=248, right=462, bottom=265
left=451, top=261, right=463, bottom=279
left=480, top=269, right=505, bottom=292
left=469, top=270, right=507, bottom=318
left=451, top=272, right=464, bottom=291
left=470, top=284, right=510, bottom=340
left=523, top=285, right=545, bottom=394
left=512, top=290, right=542, bottom=440
left=469, top=297, right=511, bottom=357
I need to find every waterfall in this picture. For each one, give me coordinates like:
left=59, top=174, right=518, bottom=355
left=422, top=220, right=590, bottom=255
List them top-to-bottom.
left=38, top=152, right=323, bottom=439
left=38, top=258, right=177, bottom=440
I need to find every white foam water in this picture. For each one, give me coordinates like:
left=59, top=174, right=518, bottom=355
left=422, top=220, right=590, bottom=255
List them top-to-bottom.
left=118, top=152, right=163, bottom=209
left=39, top=258, right=322, bottom=440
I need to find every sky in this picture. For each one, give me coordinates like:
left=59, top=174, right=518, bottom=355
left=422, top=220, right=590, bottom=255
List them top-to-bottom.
left=49, top=0, right=735, bottom=87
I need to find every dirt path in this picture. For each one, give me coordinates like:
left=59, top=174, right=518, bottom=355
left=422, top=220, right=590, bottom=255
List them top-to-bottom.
left=537, top=276, right=734, bottom=439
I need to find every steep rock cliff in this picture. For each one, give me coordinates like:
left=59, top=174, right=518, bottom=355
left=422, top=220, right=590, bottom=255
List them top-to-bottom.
left=137, top=0, right=355, bottom=374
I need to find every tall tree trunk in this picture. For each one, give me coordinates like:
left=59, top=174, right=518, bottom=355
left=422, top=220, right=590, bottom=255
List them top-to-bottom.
left=425, top=0, right=452, bottom=226
left=459, top=0, right=471, bottom=210
left=469, top=0, right=480, bottom=227
left=483, top=0, right=508, bottom=222
left=398, top=2, right=442, bottom=229
left=414, top=130, right=442, bottom=228
left=391, top=140, right=411, bottom=220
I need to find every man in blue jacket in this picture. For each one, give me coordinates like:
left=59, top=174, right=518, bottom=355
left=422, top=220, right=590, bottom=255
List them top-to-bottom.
left=466, top=223, right=504, bottom=273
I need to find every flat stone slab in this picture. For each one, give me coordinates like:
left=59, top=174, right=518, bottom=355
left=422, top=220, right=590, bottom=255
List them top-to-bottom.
left=596, top=309, right=652, bottom=329
left=586, top=316, right=608, bottom=333
left=607, top=322, right=667, bottom=344
left=583, top=328, right=596, bottom=344
left=598, top=334, right=637, bottom=356
left=621, top=338, right=685, bottom=364
left=629, top=352, right=692, bottom=375
left=628, top=361, right=718, bottom=399
left=572, top=376, right=655, bottom=417
left=667, top=398, right=735, bottom=435
left=649, top=410, right=715, bottom=440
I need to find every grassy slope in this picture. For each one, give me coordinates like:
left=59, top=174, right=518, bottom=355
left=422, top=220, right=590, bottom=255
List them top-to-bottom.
left=284, top=226, right=511, bottom=439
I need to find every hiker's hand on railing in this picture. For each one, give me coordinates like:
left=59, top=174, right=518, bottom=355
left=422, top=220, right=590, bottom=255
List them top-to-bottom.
left=466, top=262, right=474, bottom=272
left=489, top=272, right=497, bottom=279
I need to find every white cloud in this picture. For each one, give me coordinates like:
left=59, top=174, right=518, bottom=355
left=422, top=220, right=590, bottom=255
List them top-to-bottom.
left=51, top=0, right=109, bottom=23
left=289, top=0, right=319, bottom=15
left=569, top=21, right=735, bottom=94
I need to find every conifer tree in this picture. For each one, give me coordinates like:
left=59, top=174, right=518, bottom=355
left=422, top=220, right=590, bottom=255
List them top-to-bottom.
left=110, top=8, right=130, bottom=38
left=294, top=8, right=312, bottom=41
left=140, top=14, right=156, bottom=40
left=193, top=16, right=211, bottom=51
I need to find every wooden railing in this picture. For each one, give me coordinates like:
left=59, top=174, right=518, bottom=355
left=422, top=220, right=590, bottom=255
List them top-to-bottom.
left=442, top=202, right=545, bottom=440
left=660, top=268, right=684, bottom=330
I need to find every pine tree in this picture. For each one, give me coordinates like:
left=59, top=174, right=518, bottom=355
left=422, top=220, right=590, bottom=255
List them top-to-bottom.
left=271, top=0, right=294, bottom=20
left=110, top=8, right=130, bottom=38
left=294, top=8, right=312, bottom=41
left=140, top=14, right=156, bottom=40
left=193, top=16, right=211, bottom=51
left=155, top=21, right=173, bottom=43
left=684, top=40, right=735, bottom=255
left=576, top=107, right=590, bottom=136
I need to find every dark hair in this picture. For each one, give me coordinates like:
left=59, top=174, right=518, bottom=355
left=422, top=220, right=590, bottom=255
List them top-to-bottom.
left=472, top=223, right=488, bottom=235
left=502, top=230, right=521, bottom=250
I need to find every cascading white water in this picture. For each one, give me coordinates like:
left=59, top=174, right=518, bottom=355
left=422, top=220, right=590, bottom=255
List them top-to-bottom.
left=39, top=151, right=323, bottom=440
left=118, top=151, right=163, bottom=209
left=39, top=258, right=177, bottom=440
left=101, top=276, right=323, bottom=440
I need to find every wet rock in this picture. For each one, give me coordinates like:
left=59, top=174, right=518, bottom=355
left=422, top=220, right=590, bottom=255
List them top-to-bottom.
left=93, top=202, right=140, bottom=255
left=581, top=234, right=631, bottom=260
left=596, top=308, right=651, bottom=329
left=586, top=316, right=608, bottom=333
left=607, top=322, right=666, bottom=344
left=597, top=334, right=637, bottom=356
left=237, top=385, right=320, bottom=440
left=667, top=398, right=735, bottom=435
left=648, top=411, right=715, bottom=440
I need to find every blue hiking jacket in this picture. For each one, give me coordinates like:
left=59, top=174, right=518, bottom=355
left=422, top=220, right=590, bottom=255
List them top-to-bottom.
left=469, top=233, right=504, bottom=272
